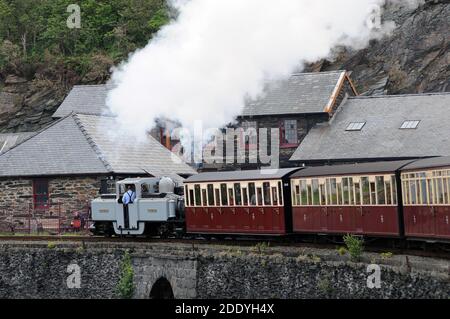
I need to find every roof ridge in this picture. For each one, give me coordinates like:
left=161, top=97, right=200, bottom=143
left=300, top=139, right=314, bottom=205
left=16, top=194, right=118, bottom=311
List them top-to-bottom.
left=291, top=70, right=345, bottom=76
left=73, top=84, right=108, bottom=88
left=349, top=92, right=450, bottom=99
left=73, top=111, right=116, bottom=118
left=72, top=113, right=114, bottom=172
left=0, top=114, right=72, bottom=158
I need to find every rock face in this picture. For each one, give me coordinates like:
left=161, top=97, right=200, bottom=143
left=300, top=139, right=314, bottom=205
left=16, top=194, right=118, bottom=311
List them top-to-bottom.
left=0, top=0, right=448, bottom=134
left=320, top=0, right=450, bottom=95
left=0, top=76, right=67, bottom=132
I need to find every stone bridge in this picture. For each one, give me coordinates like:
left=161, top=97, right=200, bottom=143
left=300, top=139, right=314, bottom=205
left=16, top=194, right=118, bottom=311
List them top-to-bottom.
left=0, top=241, right=448, bottom=299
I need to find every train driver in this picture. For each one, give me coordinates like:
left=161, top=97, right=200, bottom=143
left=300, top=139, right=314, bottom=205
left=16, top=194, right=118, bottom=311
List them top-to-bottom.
left=122, top=184, right=136, bottom=204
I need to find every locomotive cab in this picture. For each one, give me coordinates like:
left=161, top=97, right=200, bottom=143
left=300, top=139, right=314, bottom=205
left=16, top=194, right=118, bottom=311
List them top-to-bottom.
left=91, top=177, right=184, bottom=236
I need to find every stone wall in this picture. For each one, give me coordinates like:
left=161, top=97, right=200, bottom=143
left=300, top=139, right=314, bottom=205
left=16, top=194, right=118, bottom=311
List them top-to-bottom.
left=0, top=241, right=448, bottom=299
left=0, top=243, right=124, bottom=298
left=197, top=251, right=450, bottom=299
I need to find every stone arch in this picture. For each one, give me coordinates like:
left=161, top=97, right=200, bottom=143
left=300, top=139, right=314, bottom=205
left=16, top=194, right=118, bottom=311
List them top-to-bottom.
left=149, top=277, right=175, bottom=299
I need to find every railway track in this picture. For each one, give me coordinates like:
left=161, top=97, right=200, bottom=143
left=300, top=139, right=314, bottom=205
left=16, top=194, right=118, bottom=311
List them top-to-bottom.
left=0, top=234, right=449, bottom=260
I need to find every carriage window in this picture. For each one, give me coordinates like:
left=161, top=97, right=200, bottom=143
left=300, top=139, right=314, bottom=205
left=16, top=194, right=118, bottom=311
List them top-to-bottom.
left=376, top=176, right=385, bottom=205
left=361, top=177, right=370, bottom=205
left=391, top=177, right=397, bottom=205
left=329, top=178, right=337, bottom=205
left=342, top=178, right=349, bottom=205
left=349, top=178, right=354, bottom=205
left=436, top=178, right=444, bottom=204
left=443, top=178, right=449, bottom=204
left=311, top=179, right=320, bottom=205
left=326, top=179, right=331, bottom=205
left=420, top=179, right=427, bottom=204
left=427, top=179, right=433, bottom=205
left=300, top=180, right=308, bottom=205
left=336, top=180, right=342, bottom=205
left=385, top=180, right=392, bottom=205
left=402, top=180, right=409, bottom=205
left=415, top=180, right=421, bottom=204
left=278, top=181, right=283, bottom=206
left=354, top=181, right=361, bottom=205
left=409, top=181, right=417, bottom=205
left=263, top=182, right=271, bottom=205
left=370, top=182, right=376, bottom=205
left=234, top=183, right=242, bottom=205
left=249, top=183, right=256, bottom=206
left=307, top=183, right=313, bottom=205
left=319, top=183, right=326, bottom=205
left=207, top=184, right=215, bottom=206
left=220, top=184, right=228, bottom=206
left=295, top=184, right=300, bottom=206
left=185, top=185, right=188, bottom=206
left=194, top=185, right=201, bottom=206
left=242, top=187, right=248, bottom=205
left=256, top=187, right=263, bottom=205
left=272, top=187, right=278, bottom=206
left=215, top=188, right=220, bottom=207
left=228, top=188, right=235, bottom=206
left=189, top=189, right=195, bottom=207
left=202, top=189, right=207, bottom=206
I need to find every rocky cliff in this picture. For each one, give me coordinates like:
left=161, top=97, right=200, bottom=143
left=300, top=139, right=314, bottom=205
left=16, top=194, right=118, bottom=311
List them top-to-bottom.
left=0, top=0, right=448, bottom=133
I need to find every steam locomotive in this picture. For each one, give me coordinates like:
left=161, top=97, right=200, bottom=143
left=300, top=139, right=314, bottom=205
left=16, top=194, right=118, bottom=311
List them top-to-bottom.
left=91, top=156, right=450, bottom=242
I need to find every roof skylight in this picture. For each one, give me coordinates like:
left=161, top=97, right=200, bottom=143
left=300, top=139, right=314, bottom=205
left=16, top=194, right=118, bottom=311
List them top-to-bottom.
left=400, top=120, right=420, bottom=129
left=346, top=122, right=366, bottom=131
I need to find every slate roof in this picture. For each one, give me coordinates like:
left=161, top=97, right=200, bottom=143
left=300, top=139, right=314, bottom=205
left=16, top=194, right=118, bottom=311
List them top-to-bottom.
left=241, top=71, right=346, bottom=117
left=52, top=85, right=112, bottom=118
left=290, top=93, right=450, bottom=162
left=0, top=113, right=196, bottom=178
left=0, top=132, right=34, bottom=154
left=402, top=156, right=450, bottom=171
left=291, top=160, right=414, bottom=178
left=186, top=167, right=301, bottom=183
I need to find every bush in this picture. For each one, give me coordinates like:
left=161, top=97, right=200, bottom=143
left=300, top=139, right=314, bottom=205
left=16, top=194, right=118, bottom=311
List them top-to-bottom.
left=343, top=234, right=364, bottom=261
left=47, top=241, right=56, bottom=249
left=252, top=242, right=270, bottom=254
left=337, top=246, right=347, bottom=256
left=117, top=251, right=134, bottom=299
left=380, top=252, right=393, bottom=259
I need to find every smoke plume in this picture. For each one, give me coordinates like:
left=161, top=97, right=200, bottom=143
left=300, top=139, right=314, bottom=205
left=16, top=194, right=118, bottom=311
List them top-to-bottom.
left=106, top=0, right=421, bottom=141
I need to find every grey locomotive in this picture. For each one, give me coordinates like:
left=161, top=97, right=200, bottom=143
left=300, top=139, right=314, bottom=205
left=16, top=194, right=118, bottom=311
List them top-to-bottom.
left=91, top=177, right=185, bottom=237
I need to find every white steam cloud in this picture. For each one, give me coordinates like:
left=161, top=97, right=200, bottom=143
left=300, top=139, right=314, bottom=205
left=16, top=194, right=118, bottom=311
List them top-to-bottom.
left=106, top=0, right=420, bottom=140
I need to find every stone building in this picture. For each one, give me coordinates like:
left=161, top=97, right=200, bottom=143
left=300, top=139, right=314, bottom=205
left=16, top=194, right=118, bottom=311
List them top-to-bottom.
left=201, top=70, right=357, bottom=170
left=290, top=92, right=450, bottom=165
left=0, top=113, right=196, bottom=230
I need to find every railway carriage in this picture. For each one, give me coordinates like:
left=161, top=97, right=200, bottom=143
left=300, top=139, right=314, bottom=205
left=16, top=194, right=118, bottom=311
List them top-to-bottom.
left=401, top=157, right=450, bottom=241
left=290, top=161, right=414, bottom=237
left=184, top=168, right=300, bottom=236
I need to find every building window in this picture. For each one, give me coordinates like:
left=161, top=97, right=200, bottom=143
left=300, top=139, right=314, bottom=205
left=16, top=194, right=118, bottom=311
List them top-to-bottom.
left=280, top=119, right=298, bottom=147
left=400, top=120, right=420, bottom=129
left=346, top=122, right=366, bottom=131
left=33, top=179, right=49, bottom=209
